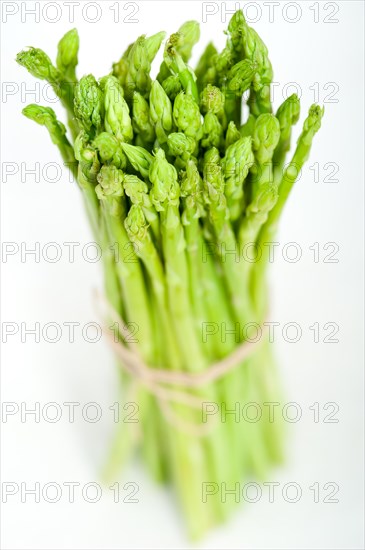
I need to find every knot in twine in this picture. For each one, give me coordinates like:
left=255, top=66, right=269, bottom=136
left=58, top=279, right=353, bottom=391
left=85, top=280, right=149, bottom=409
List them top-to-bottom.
left=97, top=292, right=268, bottom=437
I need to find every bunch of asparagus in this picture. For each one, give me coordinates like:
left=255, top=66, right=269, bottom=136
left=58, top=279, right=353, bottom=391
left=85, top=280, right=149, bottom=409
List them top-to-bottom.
left=17, top=10, right=323, bottom=538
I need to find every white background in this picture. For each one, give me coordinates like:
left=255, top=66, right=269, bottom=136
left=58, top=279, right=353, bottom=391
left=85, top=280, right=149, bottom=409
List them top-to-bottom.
left=1, top=1, right=364, bottom=548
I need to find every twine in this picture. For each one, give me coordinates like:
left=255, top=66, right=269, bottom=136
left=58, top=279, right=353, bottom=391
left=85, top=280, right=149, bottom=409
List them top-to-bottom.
left=97, top=292, right=268, bottom=437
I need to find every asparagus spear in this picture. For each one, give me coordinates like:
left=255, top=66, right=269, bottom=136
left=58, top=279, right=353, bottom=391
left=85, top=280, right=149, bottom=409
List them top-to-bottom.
left=226, top=9, right=245, bottom=61
left=225, top=10, right=273, bottom=116
left=242, top=15, right=273, bottom=116
left=157, top=20, right=200, bottom=83
left=175, top=20, right=200, bottom=62
left=56, top=29, right=79, bottom=84
left=113, top=31, right=165, bottom=90
left=145, top=31, right=166, bottom=62
left=123, top=33, right=165, bottom=102
left=163, top=33, right=199, bottom=103
left=124, top=36, right=152, bottom=101
left=195, top=42, right=218, bottom=91
left=112, top=44, right=132, bottom=87
left=212, top=45, right=235, bottom=87
left=16, top=47, right=60, bottom=82
left=225, top=59, right=256, bottom=124
left=74, top=74, right=104, bottom=137
left=103, top=75, right=133, bottom=143
left=161, top=75, right=183, bottom=102
left=149, top=80, right=173, bottom=145
left=200, top=84, right=225, bottom=115
left=200, top=85, right=225, bottom=150
left=173, top=91, right=202, bottom=142
left=132, top=92, right=155, bottom=148
left=273, top=94, right=301, bottom=182
left=22, top=104, right=77, bottom=179
left=253, top=105, right=324, bottom=313
left=266, top=105, right=323, bottom=230
left=238, top=113, right=280, bottom=243
left=240, top=113, right=256, bottom=137
left=225, top=121, right=241, bottom=148
left=73, top=131, right=100, bottom=234
left=92, top=132, right=127, bottom=170
left=167, top=132, right=196, bottom=169
left=222, top=136, right=254, bottom=221
left=119, top=143, right=153, bottom=179
left=202, top=147, right=251, bottom=322
left=149, top=149, right=205, bottom=367
left=202, top=149, right=264, bottom=483
left=181, top=161, right=212, bottom=352
left=181, top=163, right=242, bottom=520
left=95, top=165, right=154, bottom=354
left=123, top=174, right=160, bottom=243
left=124, top=204, right=180, bottom=366
left=123, top=206, right=189, bottom=492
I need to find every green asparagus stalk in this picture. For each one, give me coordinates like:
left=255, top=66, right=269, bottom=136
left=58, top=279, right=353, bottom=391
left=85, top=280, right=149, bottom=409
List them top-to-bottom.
left=226, top=9, right=245, bottom=61
left=157, top=20, right=200, bottom=83
left=174, top=20, right=200, bottom=62
left=56, top=29, right=79, bottom=84
left=244, top=29, right=273, bottom=116
left=145, top=31, right=166, bottom=62
left=163, top=33, right=199, bottom=103
left=124, top=36, right=150, bottom=99
left=195, top=42, right=218, bottom=91
left=112, top=43, right=132, bottom=87
left=212, top=46, right=235, bottom=87
left=225, top=59, right=256, bottom=124
left=74, top=75, right=104, bottom=137
left=103, top=75, right=133, bottom=143
left=161, top=75, right=183, bottom=102
left=149, top=80, right=173, bottom=145
left=200, top=85, right=225, bottom=150
left=173, top=91, right=202, bottom=145
left=132, top=92, right=155, bottom=148
left=273, top=94, right=301, bottom=182
left=22, top=104, right=77, bottom=179
left=253, top=105, right=324, bottom=314
left=263, top=105, right=323, bottom=233
left=238, top=113, right=280, bottom=250
left=240, top=113, right=256, bottom=137
left=225, top=121, right=241, bottom=148
left=73, top=131, right=100, bottom=234
left=92, top=132, right=127, bottom=170
left=167, top=132, right=196, bottom=169
left=222, top=136, right=254, bottom=221
left=119, top=143, right=153, bottom=179
left=203, top=147, right=252, bottom=322
left=149, top=149, right=204, bottom=367
left=181, top=161, right=212, bottom=352
left=95, top=165, right=154, bottom=355
left=123, top=174, right=160, bottom=243
left=124, top=204, right=178, bottom=364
